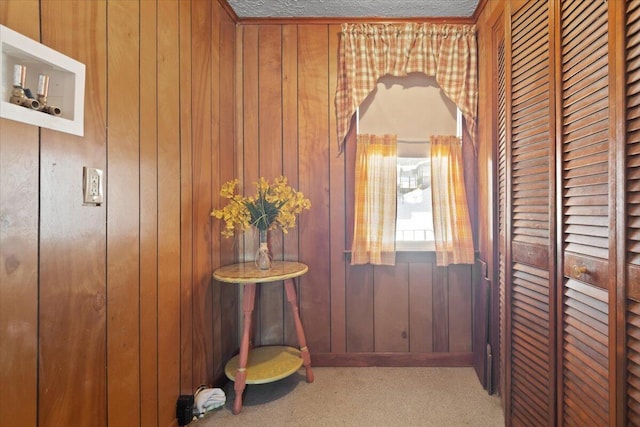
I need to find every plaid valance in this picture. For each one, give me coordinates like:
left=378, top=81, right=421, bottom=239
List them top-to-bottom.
left=335, top=23, right=478, bottom=152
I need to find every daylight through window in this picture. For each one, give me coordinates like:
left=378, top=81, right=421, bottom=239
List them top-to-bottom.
left=357, top=73, right=459, bottom=251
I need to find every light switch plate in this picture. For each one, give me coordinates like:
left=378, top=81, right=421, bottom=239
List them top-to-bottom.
left=83, top=167, right=103, bottom=205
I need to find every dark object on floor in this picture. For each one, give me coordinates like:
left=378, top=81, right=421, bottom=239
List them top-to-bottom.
left=176, top=394, right=194, bottom=426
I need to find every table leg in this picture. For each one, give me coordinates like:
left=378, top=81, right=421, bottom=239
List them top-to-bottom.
left=284, top=278, right=314, bottom=383
left=233, top=282, right=256, bottom=415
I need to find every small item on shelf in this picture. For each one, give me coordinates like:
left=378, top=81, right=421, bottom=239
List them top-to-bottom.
left=12, top=63, right=25, bottom=88
left=9, top=64, right=40, bottom=110
left=36, top=74, right=62, bottom=116
left=36, top=74, right=48, bottom=99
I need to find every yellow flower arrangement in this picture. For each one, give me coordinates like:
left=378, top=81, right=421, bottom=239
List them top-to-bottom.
left=211, top=176, right=311, bottom=238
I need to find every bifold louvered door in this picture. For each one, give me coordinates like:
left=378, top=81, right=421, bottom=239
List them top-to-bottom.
left=500, top=0, right=639, bottom=425
left=508, top=0, right=555, bottom=425
left=559, top=0, right=611, bottom=425
left=627, top=0, right=640, bottom=424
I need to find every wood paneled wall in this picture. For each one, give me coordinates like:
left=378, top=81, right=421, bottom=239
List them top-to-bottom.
left=0, top=1, right=237, bottom=426
left=1, top=4, right=482, bottom=426
left=233, top=24, right=476, bottom=365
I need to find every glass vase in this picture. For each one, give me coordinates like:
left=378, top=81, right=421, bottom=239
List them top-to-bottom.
left=255, top=229, right=272, bottom=270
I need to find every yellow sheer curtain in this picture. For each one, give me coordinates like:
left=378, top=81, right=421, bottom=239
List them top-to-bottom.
left=351, top=134, right=397, bottom=266
left=430, top=135, right=474, bottom=266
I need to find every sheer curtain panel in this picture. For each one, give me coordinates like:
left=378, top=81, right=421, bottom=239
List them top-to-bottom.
left=351, top=134, right=397, bottom=266
left=430, top=135, right=474, bottom=266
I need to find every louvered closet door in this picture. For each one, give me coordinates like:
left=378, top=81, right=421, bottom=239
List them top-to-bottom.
left=509, top=0, right=554, bottom=425
left=559, top=0, right=610, bottom=425
left=627, top=0, right=640, bottom=424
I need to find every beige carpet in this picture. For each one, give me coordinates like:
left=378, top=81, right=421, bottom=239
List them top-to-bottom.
left=192, top=367, right=504, bottom=426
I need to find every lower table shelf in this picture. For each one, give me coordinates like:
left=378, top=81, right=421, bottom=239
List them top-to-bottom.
left=225, top=346, right=303, bottom=385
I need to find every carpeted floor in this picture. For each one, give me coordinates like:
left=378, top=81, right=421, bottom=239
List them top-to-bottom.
left=191, top=367, right=504, bottom=426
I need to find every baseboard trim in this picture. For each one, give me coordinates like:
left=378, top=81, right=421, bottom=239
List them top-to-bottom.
left=310, top=352, right=474, bottom=367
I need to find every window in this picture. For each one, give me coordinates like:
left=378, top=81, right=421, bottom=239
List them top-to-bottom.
left=357, top=73, right=460, bottom=251
left=396, top=142, right=433, bottom=250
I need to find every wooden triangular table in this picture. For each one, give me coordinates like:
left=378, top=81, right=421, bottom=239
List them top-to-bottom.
left=213, top=261, right=314, bottom=414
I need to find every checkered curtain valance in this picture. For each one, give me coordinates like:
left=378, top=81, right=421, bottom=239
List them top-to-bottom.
left=335, top=23, right=478, bottom=152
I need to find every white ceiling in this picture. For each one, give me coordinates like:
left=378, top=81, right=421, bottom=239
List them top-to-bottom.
left=226, top=0, right=480, bottom=19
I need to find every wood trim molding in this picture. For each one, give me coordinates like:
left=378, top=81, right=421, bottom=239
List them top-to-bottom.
left=217, top=0, right=239, bottom=22
left=472, top=0, right=489, bottom=22
left=311, top=352, right=474, bottom=367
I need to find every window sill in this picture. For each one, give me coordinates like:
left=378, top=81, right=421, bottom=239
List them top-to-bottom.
left=344, top=250, right=437, bottom=264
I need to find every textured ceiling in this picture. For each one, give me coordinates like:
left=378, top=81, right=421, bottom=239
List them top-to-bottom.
left=226, top=0, right=480, bottom=19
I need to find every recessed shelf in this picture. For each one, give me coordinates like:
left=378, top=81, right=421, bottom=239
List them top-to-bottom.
left=0, top=24, right=85, bottom=136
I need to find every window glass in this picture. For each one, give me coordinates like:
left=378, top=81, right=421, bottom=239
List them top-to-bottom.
left=396, top=142, right=434, bottom=250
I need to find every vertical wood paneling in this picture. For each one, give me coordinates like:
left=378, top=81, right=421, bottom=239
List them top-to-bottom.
left=157, top=0, right=182, bottom=423
left=179, top=0, right=194, bottom=396
left=191, top=0, right=215, bottom=385
left=210, top=0, right=224, bottom=383
left=106, top=1, right=141, bottom=425
left=140, top=1, right=159, bottom=422
left=0, top=2, right=40, bottom=426
left=1, top=2, right=238, bottom=426
left=38, top=2, right=107, bottom=426
left=219, top=12, right=239, bottom=365
left=328, top=22, right=472, bottom=358
left=234, top=23, right=476, bottom=361
left=329, top=23, right=347, bottom=354
left=282, top=24, right=300, bottom=346
left=297, top=24, right=331, bottom=353
left=235, top=25, right=245, bottom=261
left=241, top=25, right=260, bottom=266
left=258, top=25, right=285, bottom=346
left=240, top=26, right=261, bottom=344
left=258, top=26, right=284, bottom=181
left=344, top=111, right=374, bottom=353
left=0, top=120, right=39, bottom=427
left=409, top=263, right=433, bottom=353
left=346, top=264, right=375, bottom=352
left=374, top=264, right=410, bottom=352
left=449, top=265, right=472, bottom=352
left=433, top=267, right=449, bottom=352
